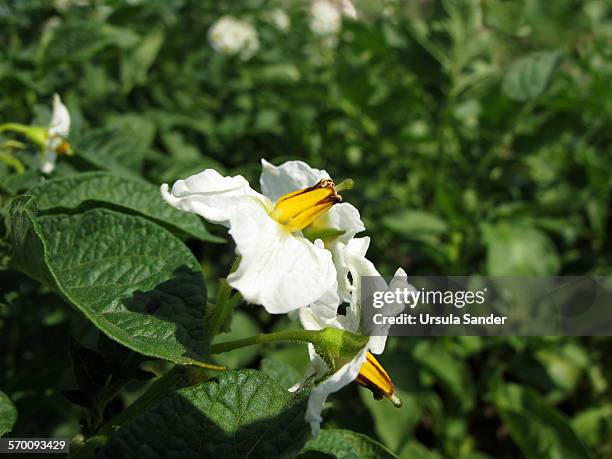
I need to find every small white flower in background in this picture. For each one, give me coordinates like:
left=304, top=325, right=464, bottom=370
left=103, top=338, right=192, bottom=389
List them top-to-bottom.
left=54, top=0, right=89, bottom=12
left=310, top=0, right=357, bottom=36
left=338, top=0, right=358, bottom=19
left=268, top=9, right=290, bottom=31
left=42, top=16, right=62, bottom=33
left=208, top=16, right=260, bottom=61
left=0, top=93, right=71, bottom=174
left=42, top=94, right=71, bottom=174
left=161, top=159, right=359, bottom=315
left=295, top=238, right=411, bottom=435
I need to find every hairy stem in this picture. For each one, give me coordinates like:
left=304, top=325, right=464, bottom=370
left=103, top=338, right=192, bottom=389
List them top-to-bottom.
left=0, top=123, right=31, bottom=135
left=207, top=256, right=242, bottom=337
left=210, top=329, right=321, bottom=354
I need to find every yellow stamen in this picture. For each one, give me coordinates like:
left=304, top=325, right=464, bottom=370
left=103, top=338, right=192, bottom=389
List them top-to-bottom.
left=56, top=140, right=72, bottom=155
left=270, top=179, right=341, bottom=232
left=355, top=352, right=402, bottom=407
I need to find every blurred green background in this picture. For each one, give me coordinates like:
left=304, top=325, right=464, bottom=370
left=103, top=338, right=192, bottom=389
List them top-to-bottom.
left=1, top=0, right=611, bottom=457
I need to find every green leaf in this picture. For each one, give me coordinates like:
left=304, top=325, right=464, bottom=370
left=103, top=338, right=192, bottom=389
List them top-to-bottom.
left=483, top=0, right=526, bottom=36
left=43, top=22, right=139, bottom=63
left=43, top=22, right=110, bottom=63
left=121, top=29, right=165, bottom=94
left=502, top=50, right=562, bottom=101
left=253, top=64, right=301, bottom=84
left=76, top=116, right=156, bottom=172
left=27, top=172, right=222, bottom=242
left=8, top=196, right=209, bottom=365
left=382, top=210, right=448, bottom=237
left=482, top=222, right=560, bottom=275
left=413, top=342, right=475, bottom=411
left=535, top=343, right=588, bottom=394
left=260, top=357, right=302, bottom=390
left=99, top=370, right=310, bottom=459
left=494, top=384, right=590, bottom=459
left=360, top=388, right=421, bottom=451
left=0, top=391, right=17, bottom=437
left=571, top=404, right=612, bottom=448
left=300, top=429, right=398, bottom=459
left=398, top=441, right=443, bottom=459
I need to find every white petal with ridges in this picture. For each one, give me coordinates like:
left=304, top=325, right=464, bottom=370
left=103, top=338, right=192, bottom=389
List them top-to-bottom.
left=49, top=94, right=70, bottom=138
left=41, top=150, right=57, bottom=174
left=260, top=158, right=329, bottom=201
left=161, top=169, right=267, bottom=227
left=227, top=203, right=336, bottom=313
left=317, top=203, right=364, bottom=244
left=305, top=346, right=368, bottom=436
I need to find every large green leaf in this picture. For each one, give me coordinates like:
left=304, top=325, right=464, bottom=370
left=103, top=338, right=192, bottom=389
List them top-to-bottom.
left=43, top=21, right=139, bottom=63
left=121, top=29, right=165, bottom=93
left=502, top=50, right=562, bottom=101
left=28, top=172, right=221, bottom=242
left=8, top=196, right=209, bottom=365
left=382, top=210, right=448, bottom=238
left=482, top=222, right=560, bottom=275
left=413, top=341, right=475, bottom=411
left=260, top=357, right=302, bottom=390
left=99, top=370, right=309, bottom=459
left=494, top=384, right=590, bottom=459
left=360, top=388, right=421, bottom=451
left=0, top=391, right=17, bottom=437
left=571, top=404, right=612, bottom=449
left=300, top=429, right=398, bottom=459
left=398, top=441, right=443, bottom=459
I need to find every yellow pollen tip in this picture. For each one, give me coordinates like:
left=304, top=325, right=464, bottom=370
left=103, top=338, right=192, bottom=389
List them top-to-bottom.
left=56, top=140, right=72, bottom=155
left=271, top=179, right=341, bottom=232
left=355, top=352, right=400, bottom=407
left=389, top=393, right=402, bottom=408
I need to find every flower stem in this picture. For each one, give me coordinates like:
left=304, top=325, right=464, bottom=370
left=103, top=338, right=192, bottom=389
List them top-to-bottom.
left=0, top=123, right=29, bottom=133
left=0, top=123, right=47, bottom=146
left=0, top=151, right=25, bottom=174
left=207, top=256, right=242, bottom=337
left=210, top=329, right=321, bottom=354
left=190, top=360, right=228, bottom=371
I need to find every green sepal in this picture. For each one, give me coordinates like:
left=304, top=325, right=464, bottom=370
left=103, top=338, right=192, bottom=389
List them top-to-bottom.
left=0, top=123, right=48, bottom=149
left=302, top=226, right=346, bottom=243
left=312, top=327, right=369, bottom=373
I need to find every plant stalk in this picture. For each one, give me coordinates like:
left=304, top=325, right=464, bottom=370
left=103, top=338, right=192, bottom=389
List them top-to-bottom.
left=210, top=329, right=321, bottom=354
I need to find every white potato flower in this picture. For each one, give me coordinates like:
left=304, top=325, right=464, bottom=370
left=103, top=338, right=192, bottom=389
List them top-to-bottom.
left=54, top=0, right=89, bottom=12
left=310, top=0, right=357, bottom=36
left=269, top=9, right=290, bottom=31
left=42, top=16, right=62, bottom=33
left=208, top=16, right=260, bottom=61
left=0, top=93, right=71, bottom=174
left=42, top=94, right=71, bottom=174
left=161, top=159, right=360, bottom=315
left=260, top=159, right=365, bottom=321
left=295, top=238, right=411, bottom=435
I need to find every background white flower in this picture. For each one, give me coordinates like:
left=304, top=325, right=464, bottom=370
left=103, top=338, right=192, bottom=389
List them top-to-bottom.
left=54, top=0, right=89, bottom=12
left=310, top=0, right=357, bottom=36
left=269, top=9, right=290, bottom=31
left=208, top=16, right=260, bottom=60
left=42, top=94, right=71, bottom=174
